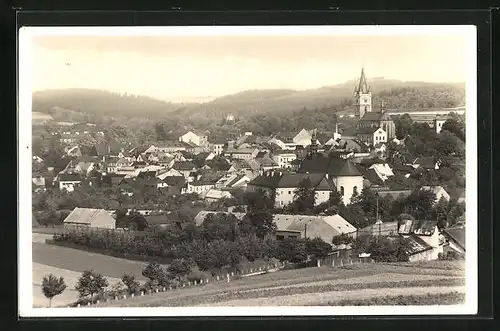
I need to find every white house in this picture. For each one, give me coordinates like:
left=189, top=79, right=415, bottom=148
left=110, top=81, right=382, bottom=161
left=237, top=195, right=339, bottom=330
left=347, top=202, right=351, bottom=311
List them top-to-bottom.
left=356, top=127, right=387, bottom=146
left=293, top=129, right=313, bottom=147
left=179, top=131, right=208, bottom=147
left=271, top=150, right=297, bottom=169
left=247, top=172, right=336, bottom=208
left=58, top=173, right=82, bottom=192
left=398, top=220, right=445, bottom=262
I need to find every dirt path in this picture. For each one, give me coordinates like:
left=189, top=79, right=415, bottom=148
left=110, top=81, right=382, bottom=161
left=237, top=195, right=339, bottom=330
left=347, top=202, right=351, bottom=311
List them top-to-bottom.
left=195, top=286, right=466, bottom=306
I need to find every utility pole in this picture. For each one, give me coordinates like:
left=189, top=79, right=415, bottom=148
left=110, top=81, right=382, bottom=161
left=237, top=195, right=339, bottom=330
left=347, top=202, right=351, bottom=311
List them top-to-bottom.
left=376, top=192, right=379, bottom=222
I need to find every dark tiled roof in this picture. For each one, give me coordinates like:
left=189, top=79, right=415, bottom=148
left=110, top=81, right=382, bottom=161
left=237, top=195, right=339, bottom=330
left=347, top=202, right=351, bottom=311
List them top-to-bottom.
left=360, top=111, right=388, bottom=122
left=357, top=127, right=382, bottom=135
left=79, top=146, right=98, bottom=157
left=414, top=157, right=437, bottom=169
left=172, top=161, right=196, bottom=170
left=59, top=173, right=82, bottom=181
left=249, top=173, right=335, bottom=190
left=163, top=176, right=185, bottom=186
left=145, top=214, right=169, bottom=225
left=398, top=220, right=438, bottom=236
left=442, top=225, right=466, bottom=250
left=405, top=235, right=433, bottom=255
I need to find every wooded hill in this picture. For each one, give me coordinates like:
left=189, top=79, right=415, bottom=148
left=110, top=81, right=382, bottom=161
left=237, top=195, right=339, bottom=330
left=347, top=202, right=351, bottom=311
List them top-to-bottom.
left=32, top=78, right=465, bottom=122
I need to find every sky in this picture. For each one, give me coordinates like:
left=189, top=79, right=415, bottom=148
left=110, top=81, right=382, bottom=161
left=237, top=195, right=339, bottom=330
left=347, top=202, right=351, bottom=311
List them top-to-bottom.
left=28, top=28, right=471, bottom=103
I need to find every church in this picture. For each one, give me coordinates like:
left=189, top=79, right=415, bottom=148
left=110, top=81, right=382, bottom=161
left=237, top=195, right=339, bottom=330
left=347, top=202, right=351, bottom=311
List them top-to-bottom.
left=354, top=67, right=396, bottom=141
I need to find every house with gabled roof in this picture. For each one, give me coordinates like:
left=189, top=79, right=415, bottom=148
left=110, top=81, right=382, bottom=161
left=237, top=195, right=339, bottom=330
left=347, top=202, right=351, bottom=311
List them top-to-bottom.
left=179, top=131, right=208, bottom=147
left=297, top=154, right=364, bottom=205
left=247, top=171, right=336, bottom=208
left=58, top=173, right=82, bottom=192
left=421, top=186, right=450, bottom=204
left=63, top=207, right=116, bottom=229
left=273, top=214, right=357, bottom=243
left=398, top=220, right=445, bottom=261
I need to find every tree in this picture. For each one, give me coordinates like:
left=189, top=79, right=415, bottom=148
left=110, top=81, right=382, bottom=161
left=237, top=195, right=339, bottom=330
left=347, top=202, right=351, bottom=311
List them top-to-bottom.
left=394, top=114, right=413, bottom=139
left=442, top=115, right=465, bottom=141
left=155, top=123, right=168, bottom=141
left=291, top=178, right=316, bottom=214
left=404, top=189, right=437, bottom=219
left=432, top=197, right=450, bottom=229
left=244, top=211, right=276, bottom=239
left=332, top=233, right=356, bottom=246
left=305, top=237, right=332, bottom=260
left=276, top=238, right=307, bottom=263
left=167, top=258, right=194, bottom=281
left=142, top=262, right=170, bottom=288
left=75, top=270, right=109, bottom=304
left=121, top=273, right=140, bottom=295
left=41, top=274, right=67, bottom=307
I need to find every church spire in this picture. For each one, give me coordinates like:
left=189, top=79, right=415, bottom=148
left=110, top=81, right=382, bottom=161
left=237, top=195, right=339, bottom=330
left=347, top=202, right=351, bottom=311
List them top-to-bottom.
left=355, top=66, right=370, bottom=95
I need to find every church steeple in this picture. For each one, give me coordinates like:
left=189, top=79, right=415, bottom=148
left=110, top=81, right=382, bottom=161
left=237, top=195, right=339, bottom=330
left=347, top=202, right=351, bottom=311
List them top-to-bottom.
left=354, top=66, right=372, bottom=120
left=355, top=66, right=370, bottom=95
left=309, top=128, right=318, bottom=156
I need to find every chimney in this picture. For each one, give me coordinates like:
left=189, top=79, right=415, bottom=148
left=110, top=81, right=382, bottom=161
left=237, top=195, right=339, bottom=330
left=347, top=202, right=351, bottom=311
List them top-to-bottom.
left=335, top=123, right=339, bottom=134
left=325, top=173, right=329, bottom=179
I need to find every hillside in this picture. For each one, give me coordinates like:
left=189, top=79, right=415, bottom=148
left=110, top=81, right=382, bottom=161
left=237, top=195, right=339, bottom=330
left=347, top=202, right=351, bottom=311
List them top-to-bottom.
left=32, top=79, right=465, bottom=123
left=32, top=89, right=187, bottom=119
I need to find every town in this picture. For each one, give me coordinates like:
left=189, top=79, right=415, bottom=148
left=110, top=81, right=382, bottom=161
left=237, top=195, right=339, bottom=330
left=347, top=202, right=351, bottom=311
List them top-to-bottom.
left=31, top=68, right=467, bottom=308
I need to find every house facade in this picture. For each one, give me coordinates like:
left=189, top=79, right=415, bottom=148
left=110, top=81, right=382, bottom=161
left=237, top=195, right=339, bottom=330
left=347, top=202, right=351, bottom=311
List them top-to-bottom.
left=356, top=127, right=387, bottom=146
left=179, top=131, right=208, bottom=147
left=271, top=150, right=297, bottom=169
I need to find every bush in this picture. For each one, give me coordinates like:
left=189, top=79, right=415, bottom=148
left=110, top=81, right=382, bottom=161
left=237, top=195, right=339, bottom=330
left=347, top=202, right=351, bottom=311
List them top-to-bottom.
left=367, top=236, right=410, bottom=262
left=167, top=258, right=195, bottom=281
left=142, top=262, right=170, bottom=287
left=186, top=266, right=211, bottom=283
left=74, top=270, right=109, bottom=304
left=121, top=273, right=140, bottom=295
left=106, top=281, right=126, bottom=298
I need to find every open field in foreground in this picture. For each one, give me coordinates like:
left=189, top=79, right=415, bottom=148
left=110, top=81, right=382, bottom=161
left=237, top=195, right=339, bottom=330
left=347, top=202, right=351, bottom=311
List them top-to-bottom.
left=32, top=242, right=150, bottom=280
left=94, top=260, right=465, bottom=307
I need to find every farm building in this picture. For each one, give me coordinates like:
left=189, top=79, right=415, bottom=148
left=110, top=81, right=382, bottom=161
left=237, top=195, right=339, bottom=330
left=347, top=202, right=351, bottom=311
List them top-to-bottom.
left=63, top=207, right=116, bottom=230
left=273, top=214, right=357, bottom=243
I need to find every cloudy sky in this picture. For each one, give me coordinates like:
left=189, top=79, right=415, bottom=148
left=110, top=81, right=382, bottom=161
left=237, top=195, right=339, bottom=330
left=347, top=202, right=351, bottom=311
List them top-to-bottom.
left=28, top=28, right=471, bottom=103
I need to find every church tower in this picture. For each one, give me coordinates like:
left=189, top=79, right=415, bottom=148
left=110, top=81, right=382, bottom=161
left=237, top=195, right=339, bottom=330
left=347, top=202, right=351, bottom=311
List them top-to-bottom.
left=354, top=67, right=372, bottom=119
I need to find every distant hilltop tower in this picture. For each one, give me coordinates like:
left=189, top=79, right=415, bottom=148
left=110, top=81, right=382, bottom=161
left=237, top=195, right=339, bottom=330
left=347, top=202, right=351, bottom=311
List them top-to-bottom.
left=354, top=66, right=372, bottom=119
left=226, top=114, right=235, bottom=123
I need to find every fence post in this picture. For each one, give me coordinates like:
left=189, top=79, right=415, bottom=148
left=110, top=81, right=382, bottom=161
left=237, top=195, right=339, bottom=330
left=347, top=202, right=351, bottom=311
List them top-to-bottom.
left=359, top=258, right=361, bottom=264
left=332, top=259, right=335, bottom=267
left=340, top=259, right=343, bottom=266
left=350, top=259, right=353, bottom=265
left=317, top=260, right=321, bottom=268
left=250, top=268, right=253, bottom=273
left=231, top=271, right=234, bottom=276
left=227, top=274, right=230, bottom=282
left=216, top=275, right=219, bottom=281
left=206, top=278, right=209, bottom=283
left=200, top=279, right=203, bottom=284
left=188, top=281, right=191, bottom=286
left=169, top=286, right=172, bottom=291
left=163, top=287, right=166, bottom=292
left=155, top=289, right=158, bottom=293
left=140, top=291, right=144, bottom=296
left=131, top=293, right=134, bottom=298
left=123, top=294, right=127, bottom=299
left=114, top=296, right=118, bottom=300
left=106, top=298, right=109, bottom=302
left=96, top=300, right=100, bottom=304
left=88, top=302, right=91, bottom=306
left=77, top=304, right=81, bottom=307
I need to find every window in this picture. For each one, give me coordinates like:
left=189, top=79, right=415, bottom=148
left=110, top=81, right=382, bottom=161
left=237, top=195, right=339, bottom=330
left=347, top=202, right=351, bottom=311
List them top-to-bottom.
left=340, top=186, right=344, bottom=196
left=353, top=186, right=358, bottom=195
left=288, top=191, right=292, bottom=195
left=276, top=235, right=285, bottom=240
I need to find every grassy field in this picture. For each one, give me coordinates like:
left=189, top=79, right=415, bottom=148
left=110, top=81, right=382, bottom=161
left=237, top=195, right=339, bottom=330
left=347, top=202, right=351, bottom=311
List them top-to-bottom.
left=32, top=242, right=151, bottom=280
left=95, top=260, right=465, bottom=307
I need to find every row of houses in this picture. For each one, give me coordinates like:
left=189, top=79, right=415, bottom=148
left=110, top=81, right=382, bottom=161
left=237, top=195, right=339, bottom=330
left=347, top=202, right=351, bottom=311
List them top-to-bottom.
left=58, top=206, right=465, bottom=262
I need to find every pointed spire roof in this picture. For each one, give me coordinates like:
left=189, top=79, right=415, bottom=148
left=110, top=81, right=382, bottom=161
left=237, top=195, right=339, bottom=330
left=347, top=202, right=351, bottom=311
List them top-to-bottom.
left=355, top=67, right=370, bottom=95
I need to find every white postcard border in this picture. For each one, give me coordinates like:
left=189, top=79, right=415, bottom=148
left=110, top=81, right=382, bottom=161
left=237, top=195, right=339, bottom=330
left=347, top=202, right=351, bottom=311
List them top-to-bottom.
left=18, top=25, right=478, bottom=317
